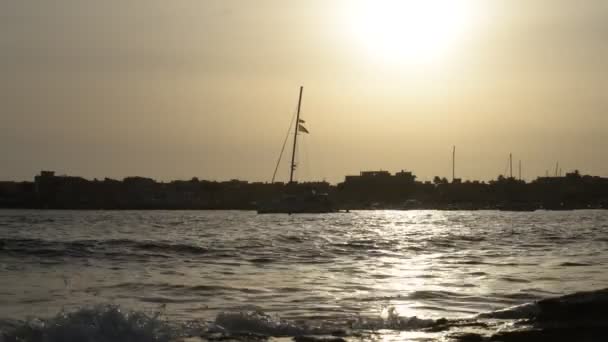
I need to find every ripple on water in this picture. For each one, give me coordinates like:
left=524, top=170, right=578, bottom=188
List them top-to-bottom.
left=2, top=210, right=608, bottom=326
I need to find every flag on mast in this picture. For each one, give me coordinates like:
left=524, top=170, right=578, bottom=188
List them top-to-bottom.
left=298, top=119, right=306, bottom=123
left=298, top=124, right=309, bottom=134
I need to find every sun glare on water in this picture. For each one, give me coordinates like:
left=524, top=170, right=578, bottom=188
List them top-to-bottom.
left=346, top=0, right=479, bottom=66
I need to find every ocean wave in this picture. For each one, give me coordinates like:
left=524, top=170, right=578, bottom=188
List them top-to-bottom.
left=0, top=237, right=210, bottom=260
left=559, top=261, right=594, bottom=267
left=3, top=289, right=608, bottom=341
left=406, top=290, right=466, bottom=300
left=0, top=305, right=198, bottom=342
left=0, top=306, right=441, bottom=342
left=351, top=306, right=441, bottom=331
left=213, top=310, right=314, bottom=336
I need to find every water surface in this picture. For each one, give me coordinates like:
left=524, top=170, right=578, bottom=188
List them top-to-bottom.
left=1, top=210, right=607, bottom=340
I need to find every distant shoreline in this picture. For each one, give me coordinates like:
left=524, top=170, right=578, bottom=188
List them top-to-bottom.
left=2, top=170, right=608, bottom=212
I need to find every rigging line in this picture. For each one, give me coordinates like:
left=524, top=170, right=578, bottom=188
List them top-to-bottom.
left=271, top=107, right=298, bottom=183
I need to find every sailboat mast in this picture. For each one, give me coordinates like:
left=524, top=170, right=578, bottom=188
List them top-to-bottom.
left=289, top=86, right=304, bottom=184
left=452, top=146, right=456, bottom=182
left=509, top=153, right=513, bottom=178
left=519, top=160, right=522, bottom=181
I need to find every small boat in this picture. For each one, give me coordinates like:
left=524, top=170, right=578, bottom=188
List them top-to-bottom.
left=257, top=86, right=336, bottom=214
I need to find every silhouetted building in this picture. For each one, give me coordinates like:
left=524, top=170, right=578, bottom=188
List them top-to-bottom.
left=2, top=169, right=608, bottom=210
left=339, top=170, right=418, bottom=208
left=344, top=170, right=415, bottom=184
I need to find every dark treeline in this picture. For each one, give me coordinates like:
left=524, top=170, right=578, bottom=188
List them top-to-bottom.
left=1, top=170, right=608, bottom=210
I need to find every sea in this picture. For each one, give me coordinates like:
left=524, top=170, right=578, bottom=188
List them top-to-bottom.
left=1, top=209, right=608, bottom=341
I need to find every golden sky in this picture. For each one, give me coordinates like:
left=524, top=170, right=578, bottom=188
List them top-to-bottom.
left=1, top=0, right=607, bottom=183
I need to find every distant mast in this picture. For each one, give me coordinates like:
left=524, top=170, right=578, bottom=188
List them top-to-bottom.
left=289, top=86, right=304, bottom=184
left=452, top=146, right=456, bottom=182
left=509, top=153, right=513, bottom=179
left=519, top=160, right=522, bottom=181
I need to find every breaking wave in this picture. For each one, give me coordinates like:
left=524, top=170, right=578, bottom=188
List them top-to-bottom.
left=2, top=289, right=608, bottom=341
left=0, top=306, right=196, bottom=342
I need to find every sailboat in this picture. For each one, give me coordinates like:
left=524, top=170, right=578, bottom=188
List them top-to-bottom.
left=256, top=86, right=335, bottom=214
left=497, top=154, right=538, bottom=212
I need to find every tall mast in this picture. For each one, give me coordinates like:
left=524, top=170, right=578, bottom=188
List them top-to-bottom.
left=289, top=86, right=304, bottom=184
left=452, top=146, right=456, bottom=182
left=509, top=153, right=513, bottom=179
left=519, top=160, right=522, bottom=181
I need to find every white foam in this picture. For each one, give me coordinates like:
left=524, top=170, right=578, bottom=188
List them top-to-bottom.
left=0, top=305, right=204, bottom=342
left=214, top=310, right=312, bottom=336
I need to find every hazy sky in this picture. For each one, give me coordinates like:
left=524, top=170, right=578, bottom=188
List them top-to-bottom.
left=1, top=0, right=607, bottom=183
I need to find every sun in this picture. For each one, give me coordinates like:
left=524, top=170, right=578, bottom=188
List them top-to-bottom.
left=346, top=0, right=478, bottom=66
